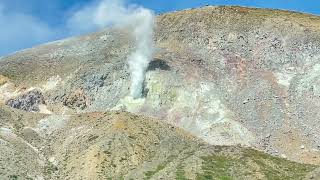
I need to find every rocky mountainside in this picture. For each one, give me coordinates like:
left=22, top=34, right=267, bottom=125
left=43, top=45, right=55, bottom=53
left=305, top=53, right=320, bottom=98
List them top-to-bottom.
left=1, top=5, right=320, bottom=179
left=0, top=105, right=317, bottom=179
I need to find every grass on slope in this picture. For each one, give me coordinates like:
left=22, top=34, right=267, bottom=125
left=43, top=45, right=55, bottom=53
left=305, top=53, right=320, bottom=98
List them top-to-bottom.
left=141, top=146, right=316, bottom=180
left=195, top=148, right=317, bottom=180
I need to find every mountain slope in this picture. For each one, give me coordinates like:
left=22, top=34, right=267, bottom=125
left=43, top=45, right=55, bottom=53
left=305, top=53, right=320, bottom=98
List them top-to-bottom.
left=1, top=6, right=320, bottom=166
left=0, top=105, right=317, bottom=179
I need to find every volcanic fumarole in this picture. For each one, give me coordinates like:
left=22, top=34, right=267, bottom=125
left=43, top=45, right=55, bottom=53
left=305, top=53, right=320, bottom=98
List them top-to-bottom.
left=71, top=0, right=155, bottom=99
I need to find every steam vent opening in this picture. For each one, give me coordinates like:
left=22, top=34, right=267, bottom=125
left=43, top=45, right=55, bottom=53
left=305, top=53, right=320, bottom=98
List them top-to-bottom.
left=147, top=58, right=171, bottom=71
left=140, top=59, right=170, bottom=98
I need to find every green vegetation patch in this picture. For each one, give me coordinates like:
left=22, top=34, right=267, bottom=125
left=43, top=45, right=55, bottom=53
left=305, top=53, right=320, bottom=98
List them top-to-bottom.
left=196, top=149, right=317, bottom=180
left=243, top=149, right=317, bottom=180
left=144, top=155, right=178, bottom=179
left=144, top=164, right=167, bottom=180
left=176, top=164, right=188, bottom=180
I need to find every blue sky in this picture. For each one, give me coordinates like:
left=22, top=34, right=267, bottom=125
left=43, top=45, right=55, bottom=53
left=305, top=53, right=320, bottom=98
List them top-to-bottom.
left=1, top=0, right=320, bottom=56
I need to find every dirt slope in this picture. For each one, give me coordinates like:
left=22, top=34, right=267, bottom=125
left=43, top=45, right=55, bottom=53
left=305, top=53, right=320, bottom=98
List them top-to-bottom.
left=0, top=104, right=317, bottom=179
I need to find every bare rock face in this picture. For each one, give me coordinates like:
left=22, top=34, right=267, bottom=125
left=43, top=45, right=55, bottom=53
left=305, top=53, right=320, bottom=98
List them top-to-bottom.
left=6, top=89, right=45, bottom=112
left=62, top=89, right=89, bottom=110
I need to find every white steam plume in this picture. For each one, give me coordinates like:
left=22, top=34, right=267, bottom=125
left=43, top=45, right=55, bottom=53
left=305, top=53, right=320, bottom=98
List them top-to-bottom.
left=68, top=0, right=155, bottom=99
left=127, top=9, right=154, bottom=99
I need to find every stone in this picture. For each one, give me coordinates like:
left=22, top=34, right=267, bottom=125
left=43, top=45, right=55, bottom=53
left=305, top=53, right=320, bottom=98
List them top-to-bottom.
left=6, top=89, right=45, bottom=112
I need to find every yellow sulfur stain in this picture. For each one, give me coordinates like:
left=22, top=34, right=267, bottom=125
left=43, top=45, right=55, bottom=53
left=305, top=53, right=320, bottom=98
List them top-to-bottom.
left=0, top=75, right=9, bottom=86
left=112, top=119, right=127, bottom=130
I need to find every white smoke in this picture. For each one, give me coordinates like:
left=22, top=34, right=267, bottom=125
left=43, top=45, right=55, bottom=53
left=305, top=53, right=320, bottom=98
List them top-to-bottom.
left=68, top=0, right=155, bottom=99
left=127, top=9, right=154, bottom=99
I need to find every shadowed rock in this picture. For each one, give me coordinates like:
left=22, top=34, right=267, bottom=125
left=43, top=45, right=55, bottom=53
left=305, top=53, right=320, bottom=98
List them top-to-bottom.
left=147, top=59, right=171, bottom=71
left=6, top=89, right=45, bottom=112
left=63, top=89, right=89, bottom=110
